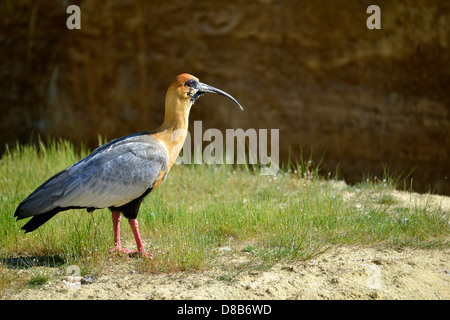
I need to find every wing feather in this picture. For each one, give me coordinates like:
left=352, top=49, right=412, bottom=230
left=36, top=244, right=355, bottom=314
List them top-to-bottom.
left=15, top=134, right=169, bottom=219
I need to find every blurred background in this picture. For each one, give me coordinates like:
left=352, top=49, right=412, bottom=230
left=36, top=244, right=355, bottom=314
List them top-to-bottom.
left=1, top=0, right=449, bottom=194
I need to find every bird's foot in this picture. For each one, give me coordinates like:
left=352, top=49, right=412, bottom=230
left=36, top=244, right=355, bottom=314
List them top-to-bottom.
left=110, top=246, right=152, bottom=258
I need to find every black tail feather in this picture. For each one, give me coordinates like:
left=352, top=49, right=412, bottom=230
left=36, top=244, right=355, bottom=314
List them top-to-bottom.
left=16, top=206, right=97, bottom=233
left=21, top=210, right=59, bottom=233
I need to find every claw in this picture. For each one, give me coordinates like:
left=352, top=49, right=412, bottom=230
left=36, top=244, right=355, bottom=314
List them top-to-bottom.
left=110, top=246, right=152, bottom=257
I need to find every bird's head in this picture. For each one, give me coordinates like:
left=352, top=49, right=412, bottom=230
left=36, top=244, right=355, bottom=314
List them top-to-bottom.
left=169, top=73, right=243, bottom=111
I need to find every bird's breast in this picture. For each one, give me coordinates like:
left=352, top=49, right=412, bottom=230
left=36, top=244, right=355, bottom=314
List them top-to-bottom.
left=151, top=128, right=188, bottom=170
left=152, top=169, right=168, bottom=189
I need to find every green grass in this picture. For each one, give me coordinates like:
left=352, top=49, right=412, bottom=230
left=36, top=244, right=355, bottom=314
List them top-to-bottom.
left=1, top=138, right=448, bottom=296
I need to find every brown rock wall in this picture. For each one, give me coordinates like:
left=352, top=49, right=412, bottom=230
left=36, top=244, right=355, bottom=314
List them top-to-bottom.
left=1, top=0, right=449, bottom=193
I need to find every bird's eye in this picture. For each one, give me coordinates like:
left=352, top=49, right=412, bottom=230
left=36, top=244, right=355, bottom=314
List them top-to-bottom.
left=185, top=79, right=196, bottom=87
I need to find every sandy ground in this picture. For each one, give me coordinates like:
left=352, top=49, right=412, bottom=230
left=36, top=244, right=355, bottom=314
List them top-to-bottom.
left=6, top=188, right=450, bottom=300
left=8, top=245, right=449, bottom=300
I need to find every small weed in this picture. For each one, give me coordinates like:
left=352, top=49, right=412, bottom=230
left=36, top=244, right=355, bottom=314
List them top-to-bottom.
left=373, top=194, right=397, bottom=205
left=242, top=245, right=255, bottom=253
left=26, top=269, right=51, bottom=288
left=218, top=274, right=234, bottom=282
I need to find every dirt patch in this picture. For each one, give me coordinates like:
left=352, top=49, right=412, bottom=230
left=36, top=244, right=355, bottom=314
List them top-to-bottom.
left=8, top=246, right=449, bottom=300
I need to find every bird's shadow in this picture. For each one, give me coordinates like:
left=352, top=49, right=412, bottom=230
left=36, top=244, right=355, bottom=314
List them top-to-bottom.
left=1, top=255, right=65, bottom=269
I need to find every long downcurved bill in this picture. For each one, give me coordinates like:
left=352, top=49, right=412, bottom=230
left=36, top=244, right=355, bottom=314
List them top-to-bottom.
left=196, top=82, right=244, bottom=111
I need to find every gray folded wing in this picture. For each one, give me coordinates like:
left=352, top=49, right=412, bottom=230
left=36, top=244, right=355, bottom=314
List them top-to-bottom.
left=15, top=133, right=169, bottom=219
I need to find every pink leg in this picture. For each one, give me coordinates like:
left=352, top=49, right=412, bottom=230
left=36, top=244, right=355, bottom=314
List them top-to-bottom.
left=110, top=211, right=151, bottom=257
left=110, top=211, right=122, bottom=252
left=110, top=211, right=135, bottom=255
left=129, top=219, right=152, bottom=257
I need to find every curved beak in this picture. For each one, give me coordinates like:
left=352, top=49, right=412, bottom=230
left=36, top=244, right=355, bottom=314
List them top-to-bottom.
left=195, top=82, right=244, bottom=111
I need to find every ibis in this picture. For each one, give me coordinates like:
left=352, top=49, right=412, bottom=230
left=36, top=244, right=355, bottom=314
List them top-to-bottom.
left=14, top=73, right=243, bottom=256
